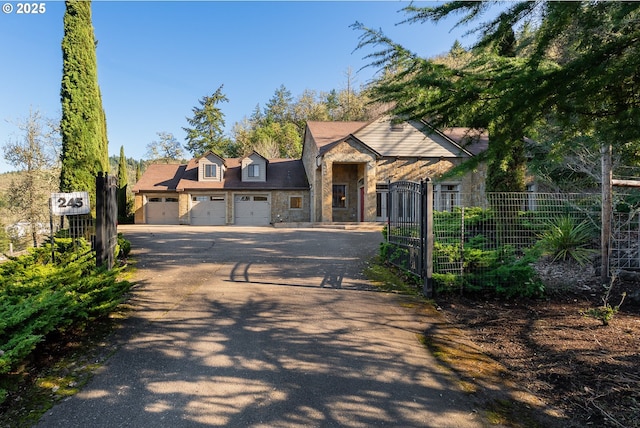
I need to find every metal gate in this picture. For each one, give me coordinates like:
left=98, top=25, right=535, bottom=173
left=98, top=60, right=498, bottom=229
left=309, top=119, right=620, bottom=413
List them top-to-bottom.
left=386, top=179, right=433, bottom=296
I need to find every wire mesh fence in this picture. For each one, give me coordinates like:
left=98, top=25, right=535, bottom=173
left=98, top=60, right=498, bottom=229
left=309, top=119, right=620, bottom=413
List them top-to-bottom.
left=384, top=184, right=640, bottom=295
left=433, top=193, right=602, bottom=279
left=611, top=211, right=640, bottom=272
left=2, top=215, right=95, bottom=256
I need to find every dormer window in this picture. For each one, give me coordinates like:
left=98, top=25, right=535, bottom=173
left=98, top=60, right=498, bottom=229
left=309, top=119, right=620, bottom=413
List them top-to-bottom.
left=241, top=151, right=268, bottom=182
left=198, top=152, right=225, bottom=182
left=205, top=164, right=217, bottom=178
left=248, top=164, right=260, bottom=178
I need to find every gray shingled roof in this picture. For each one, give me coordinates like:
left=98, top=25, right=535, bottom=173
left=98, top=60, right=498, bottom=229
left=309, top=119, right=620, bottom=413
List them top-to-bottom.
left=440, top=128, right=489, bottom=156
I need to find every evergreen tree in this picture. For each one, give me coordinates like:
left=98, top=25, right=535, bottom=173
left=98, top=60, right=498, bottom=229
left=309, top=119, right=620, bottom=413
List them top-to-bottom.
left=59, top=0, right=109, bottom=200
left=354, top=2, right=640, bottom=192
left=183, top=85, right=231, bottom=157
left=264, top=85, right=294, bottom=124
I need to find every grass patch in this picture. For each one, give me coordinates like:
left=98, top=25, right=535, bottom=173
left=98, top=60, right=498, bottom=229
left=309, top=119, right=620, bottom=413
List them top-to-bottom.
left=363, top=255, right=423, bottom=296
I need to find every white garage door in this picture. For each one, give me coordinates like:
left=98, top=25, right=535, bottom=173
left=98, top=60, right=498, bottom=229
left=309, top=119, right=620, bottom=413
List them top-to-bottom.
left=234, top=195, right=270, bottom=226
left=191, top=196, right=226, bottom=226
left=146, top=197, right=179, bottom=224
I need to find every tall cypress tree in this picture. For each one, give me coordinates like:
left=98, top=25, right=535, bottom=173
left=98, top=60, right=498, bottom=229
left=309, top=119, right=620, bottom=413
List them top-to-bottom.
left=59, top=0, right=109, bottom=200
left=117, top=145, right=128, bottom=220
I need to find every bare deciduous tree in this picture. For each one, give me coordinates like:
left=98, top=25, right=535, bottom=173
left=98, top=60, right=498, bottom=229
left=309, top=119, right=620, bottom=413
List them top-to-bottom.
left=2, top=109, right=60, bottom=247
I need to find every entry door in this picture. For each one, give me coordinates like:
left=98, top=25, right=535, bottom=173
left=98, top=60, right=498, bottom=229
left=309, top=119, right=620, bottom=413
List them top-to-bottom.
left=359, top=186, right=365, bottom=222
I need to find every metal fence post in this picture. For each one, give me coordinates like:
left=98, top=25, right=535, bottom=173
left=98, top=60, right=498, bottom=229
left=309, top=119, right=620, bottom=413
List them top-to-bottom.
left=422, top=178, right=433, bottom=297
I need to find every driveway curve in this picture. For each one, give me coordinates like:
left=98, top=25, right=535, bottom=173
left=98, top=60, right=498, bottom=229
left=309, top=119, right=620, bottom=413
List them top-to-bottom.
left=37, top=225, right=486, bottom=428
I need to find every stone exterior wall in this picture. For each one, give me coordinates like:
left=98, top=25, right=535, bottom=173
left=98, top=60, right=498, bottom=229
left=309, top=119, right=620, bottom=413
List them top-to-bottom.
left=301, top=131, right=318, bottom=188
left=319, top=138, right=377, bottom=222
left=459, top=162, right=488, bottom=207
left=271, top=190, right=310, bottom=224
left=178, top=192, right=190, bottom=225
left=133, top=194, right=144, bottom=224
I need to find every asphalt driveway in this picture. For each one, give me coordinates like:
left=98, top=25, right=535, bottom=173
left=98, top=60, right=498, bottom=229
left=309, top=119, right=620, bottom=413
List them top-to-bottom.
left=36, top=225, right=485, bottom=427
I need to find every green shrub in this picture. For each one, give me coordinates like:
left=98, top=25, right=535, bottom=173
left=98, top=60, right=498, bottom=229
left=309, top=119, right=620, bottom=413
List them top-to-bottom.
left=116, top=233, right=131, bottom=258
left=0, top=240, right=131, bottom=403
left=434, top=241, right=544, bottom=298
left=433, top=272, right=462, bottom=294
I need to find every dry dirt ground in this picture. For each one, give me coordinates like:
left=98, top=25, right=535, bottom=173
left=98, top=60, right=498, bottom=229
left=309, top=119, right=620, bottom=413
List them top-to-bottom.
left=433, top=259, right=640, bottom=428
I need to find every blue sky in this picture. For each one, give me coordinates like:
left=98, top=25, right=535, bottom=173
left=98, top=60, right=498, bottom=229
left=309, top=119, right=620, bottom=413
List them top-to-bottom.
left=0, top=1, right=480, bottom=173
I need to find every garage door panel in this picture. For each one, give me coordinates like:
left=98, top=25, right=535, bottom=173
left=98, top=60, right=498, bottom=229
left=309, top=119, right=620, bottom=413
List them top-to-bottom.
left=235, top=195, right=270, bottom=226
left=191, top=196, right=226, bottom=226
left=146, top=197, right=179, bottom=225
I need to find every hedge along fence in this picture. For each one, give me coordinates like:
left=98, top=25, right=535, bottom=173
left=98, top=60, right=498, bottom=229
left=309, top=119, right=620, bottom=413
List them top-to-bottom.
left=0, top=238, right=131, bottom=404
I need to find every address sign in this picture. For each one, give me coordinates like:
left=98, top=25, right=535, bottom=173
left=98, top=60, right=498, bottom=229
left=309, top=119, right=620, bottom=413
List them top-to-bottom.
left=51, top=192, right=90, bottom=216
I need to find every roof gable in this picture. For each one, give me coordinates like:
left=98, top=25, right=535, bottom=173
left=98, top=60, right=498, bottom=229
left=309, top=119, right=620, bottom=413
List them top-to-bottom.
left=305, top=117, right=487, bottom=159
left=354, top=117, right=472, bottom=158
left=321, top=134, right=381, bottom=158
left=198, top=152, right=225, bottom=182
left=241, top=152, right=268, bottom=182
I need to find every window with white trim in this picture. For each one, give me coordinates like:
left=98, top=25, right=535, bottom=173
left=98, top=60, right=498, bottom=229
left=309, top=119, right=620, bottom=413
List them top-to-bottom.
left=436, top=183, right=460, bottom=212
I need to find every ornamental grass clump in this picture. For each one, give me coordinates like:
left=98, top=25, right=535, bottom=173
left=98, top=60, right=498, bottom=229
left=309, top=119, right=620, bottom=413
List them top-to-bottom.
left=538, top=216, right=597, bottom=266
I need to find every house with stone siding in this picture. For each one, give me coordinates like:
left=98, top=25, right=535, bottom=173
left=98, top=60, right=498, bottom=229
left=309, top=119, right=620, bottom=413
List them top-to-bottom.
left=132, top=116, right=487, bottom=225
left=301, top=116, right=488, bottom=223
